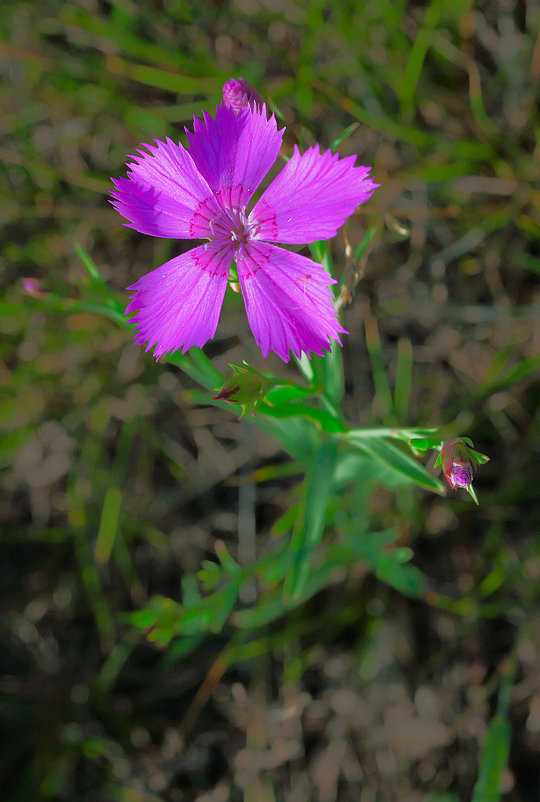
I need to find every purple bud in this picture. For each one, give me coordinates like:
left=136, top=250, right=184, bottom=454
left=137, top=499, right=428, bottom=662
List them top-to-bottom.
left=222, top=77, right=264, bottom=115
left=22, top=277, right=47, bottom=297
left=440, top=439, right=475, bottom=491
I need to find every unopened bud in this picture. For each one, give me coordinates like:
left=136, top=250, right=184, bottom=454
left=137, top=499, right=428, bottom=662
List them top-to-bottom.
left=223, top=77, right=264, bottom=114
left=213, top=363, right=272, bottom=415
left=213, top=377, right=256, bottom=405
left=436, top=437, right=489, bottom=504
left=441, top=439, right=475, bottom=490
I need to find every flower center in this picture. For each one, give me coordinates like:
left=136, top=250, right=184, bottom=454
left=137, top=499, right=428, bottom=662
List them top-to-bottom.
left=189, top=190, right=255, bottom=249
left=213, top=206, right=252, bottom=249
left=229, top=218, right=248, bottom=246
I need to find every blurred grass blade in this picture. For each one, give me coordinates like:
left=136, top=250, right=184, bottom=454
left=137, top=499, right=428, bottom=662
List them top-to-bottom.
left=400, top=0, right=445, bottom=117
left=105, top=57, right=216, bottom=94
left=315, top=79, right=436, bottom=147
left=331, top=122, right=359, bottom=152
left=354, top=225, right=376, bottom=259
left=307, top=241, right=345, bottom=410
left=74, top=242, right=105, bottom=284
left=515, top=253, right=540, bottom=274
left=26, top=291, right=127, bottom=326
left=365, top=315, right=395, bottom=425
left=394, top=337, right=413, bottom=424
left=318, top=341, right=345, bottom=411
left=186, top=346, right=224, bottom=387
left=166, top=351, right=224, bottom=390
left=294, top=352, right=315, bottom=384
left=284, top=442, right=338, bottom=600
left=95, top=486, right=122, bottom=564
left=215, top=540, right=242, bottom=576
left=375, top=551, right=427, bottom=597
left=181, top=574, right=203, bottom=608
left=209, top=581, right=241, bottom=632
left=95, top=635, right=139, bottom=693
left=471, top=663, right=515, bottom=801
left=471, top=713, right=511, bottom=800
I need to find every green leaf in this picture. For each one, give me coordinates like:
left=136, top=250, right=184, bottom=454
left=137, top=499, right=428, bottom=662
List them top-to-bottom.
left=305, top=242, right=345, bottom=411
left=515, top=252, right=540, bottom=275
left=26, top=293, right=127, bottom=326
left=317, top=341, right=345, bottom=410
left=189, top=347, right=225, bottom=387
left=167, top=350, right=223, bottom=390
left=294, top=352, right=315, bottom=384
left=264, top=384, right=314, bottom=405
left=259, top=400, right=345, bottom=433
left=253, top=415, right=321, bottom=463
left=346, top=427, right=439, bottom=441
left=346, top=436, right=445, bottom=494
left=408, top=437, right=441, bottom=452
left=284, top=442, right=338, bottom=599
left=333, top=452, right=416, bottom=491
left=94, top=486, right=122, bottom=565
left=375, top=552, right=427, bottom=597
left=197, top=560, right=223, bottom=591
left=181, top=574, right=202, bottom=608
left=209, top=581, right=241, bottom=632
left=233, top=590, right=291, bottom=629
left=128, top=595, right=185, bottom=645
left=176, top=607, right=212, bottom=636
left=163, top=633, right=206, bottom=663
left=471, top=665, right=515, bottom=802
left=471, top=715, right=511, bottom=802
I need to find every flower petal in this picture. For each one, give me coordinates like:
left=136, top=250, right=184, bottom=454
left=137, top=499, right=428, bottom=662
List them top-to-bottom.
left=185, top=103, right=283, bottom=209
left=110, top=138, right=214, bottom=238
left=249, top=145, right=378, bottom=244
left=126, top=242, right=233, bottom=359
left=236, top=242, right=346, bottom=362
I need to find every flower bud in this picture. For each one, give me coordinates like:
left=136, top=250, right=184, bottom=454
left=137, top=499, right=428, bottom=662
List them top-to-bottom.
left=222, top=77, right=264, bottom=114
left=213, top=363, right=272, bottom=415
left=213, top=375, right=259, bottom=405
left=437, top=437, right=489, bottom=504
left=440, top=439, right=475, bottom=490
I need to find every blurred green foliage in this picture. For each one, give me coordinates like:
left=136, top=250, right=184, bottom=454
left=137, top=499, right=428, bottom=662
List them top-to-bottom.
left=1, top=0, right=540, bottom=800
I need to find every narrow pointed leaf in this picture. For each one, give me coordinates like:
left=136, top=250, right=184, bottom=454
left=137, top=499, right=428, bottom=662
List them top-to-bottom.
left=348, top=437, right=445, bottom=494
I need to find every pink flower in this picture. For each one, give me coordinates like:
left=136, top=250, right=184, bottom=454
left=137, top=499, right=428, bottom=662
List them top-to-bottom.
left=222, top=77, right=264, bottom=114
left=110, top=103, right=377, bottom=361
